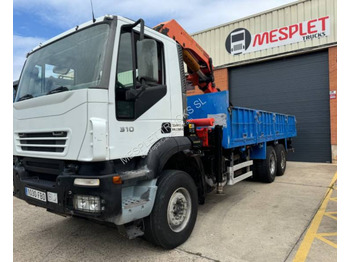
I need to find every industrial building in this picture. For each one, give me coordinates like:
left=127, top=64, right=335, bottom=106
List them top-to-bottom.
left=188, top=0, right=337, bottom=163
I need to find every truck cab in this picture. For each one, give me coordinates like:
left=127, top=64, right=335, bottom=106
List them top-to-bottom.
left=14, top=15, right=188, bottom=247
left=14, top=15, right=185, bottom=161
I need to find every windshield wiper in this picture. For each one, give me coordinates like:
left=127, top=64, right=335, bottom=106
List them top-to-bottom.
left=46, top=86, right=69, bottom=95
left=17, top=94, right=33, bottom=102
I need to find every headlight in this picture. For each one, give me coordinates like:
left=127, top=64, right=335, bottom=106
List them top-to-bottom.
left=74, top=178, right=100, bottom=187
left=73, top=195, right=101, bottom=213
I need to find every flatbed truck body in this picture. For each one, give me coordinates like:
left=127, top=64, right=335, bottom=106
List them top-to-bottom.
left=187, top=91, right=296, bottom=149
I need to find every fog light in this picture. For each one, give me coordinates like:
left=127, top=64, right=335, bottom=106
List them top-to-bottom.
left=74, top=178, right=100, bottom=187
left=73, top=195, right=101, bottom=213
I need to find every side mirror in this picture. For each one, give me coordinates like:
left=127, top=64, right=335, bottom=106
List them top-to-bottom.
left=137, top=39, right=158, bottom=83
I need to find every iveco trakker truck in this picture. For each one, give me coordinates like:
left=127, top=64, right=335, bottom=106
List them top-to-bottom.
left=13, top=15, right=296, bottom=249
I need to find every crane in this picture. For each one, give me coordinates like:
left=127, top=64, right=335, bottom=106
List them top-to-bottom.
left=154, top=20, right=218, bottom=94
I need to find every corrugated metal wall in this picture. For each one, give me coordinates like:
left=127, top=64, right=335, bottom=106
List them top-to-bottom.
left=192, top=0, right=337, bottom=68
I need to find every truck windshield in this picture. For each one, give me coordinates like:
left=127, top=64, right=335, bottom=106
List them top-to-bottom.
left=15, top=24, right=110, bottom=102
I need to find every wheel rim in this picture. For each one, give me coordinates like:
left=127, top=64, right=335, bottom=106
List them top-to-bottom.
left=281, top=150, right=286, bottom=170
left=269, top=154, right=276, bottom=174
left=167, top=187, right=192, bottom=232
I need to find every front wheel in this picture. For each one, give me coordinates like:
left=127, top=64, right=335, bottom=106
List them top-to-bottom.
left=143, top=170, right=198, bottom=249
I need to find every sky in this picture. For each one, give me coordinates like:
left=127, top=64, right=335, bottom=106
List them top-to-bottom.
left=13, top=0, right=295, bottom=80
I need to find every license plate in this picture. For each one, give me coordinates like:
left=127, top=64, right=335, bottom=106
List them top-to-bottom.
left=25, top=187, right=47, bottom=202
left=47, top=192, right=58, bottom=204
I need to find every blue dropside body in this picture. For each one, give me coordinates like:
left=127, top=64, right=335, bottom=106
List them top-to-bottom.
left=187, top=91, right=297, bottom=150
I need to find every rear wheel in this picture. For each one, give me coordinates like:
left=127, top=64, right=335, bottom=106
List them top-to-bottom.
left=275, top=144, right=287, bottom=176
left=254, top=146, right=277, bottom=183
left=143, top=170, right=198, bottom=249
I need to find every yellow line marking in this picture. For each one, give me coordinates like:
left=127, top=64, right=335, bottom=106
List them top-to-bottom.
left=293, top=172, right=337, bottom=262
left=329, top=173, right=337, bottom=189
left=329, top=197, right=337, bottom=202
left=324, top=211, right=337, bottom=220
left=315, top=232, right=337, bottom=248
left=316, top=232, right=337, bottom=237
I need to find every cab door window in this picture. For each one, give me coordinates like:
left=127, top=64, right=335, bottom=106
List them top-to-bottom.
left=115, top=27, right=166, bottom=120
left=116, top=32, right=134, bottom=88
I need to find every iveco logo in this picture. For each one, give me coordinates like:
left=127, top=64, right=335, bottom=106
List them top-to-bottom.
left=225, top=28, right=252, bottom=56
left=52, top=131, right=64, bottom=137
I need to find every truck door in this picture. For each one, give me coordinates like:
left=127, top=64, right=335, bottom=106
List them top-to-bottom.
left=108, top=21, right=173, bottom=160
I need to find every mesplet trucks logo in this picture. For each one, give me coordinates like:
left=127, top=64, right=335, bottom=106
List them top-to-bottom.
left=225, top=16, right=330, bottom=55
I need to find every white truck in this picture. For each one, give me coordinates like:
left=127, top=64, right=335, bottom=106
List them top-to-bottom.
left=13, top=15, right=296, bottom=249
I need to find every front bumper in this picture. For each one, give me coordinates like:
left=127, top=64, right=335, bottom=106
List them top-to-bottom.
left=13, top=164, right=122, bottom=221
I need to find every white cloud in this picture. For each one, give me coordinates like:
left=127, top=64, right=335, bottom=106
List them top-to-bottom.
left=13, top=0, right=294, bottom=80
left=13, top=0, right=294, bottom=32
left=13, top=35, right=46, bottom=80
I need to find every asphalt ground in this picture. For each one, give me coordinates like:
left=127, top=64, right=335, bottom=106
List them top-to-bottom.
left=13, top=162, right=337, bottom=262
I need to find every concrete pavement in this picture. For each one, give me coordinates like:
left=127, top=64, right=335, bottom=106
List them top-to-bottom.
left=13, top=162, right=337, bottom=262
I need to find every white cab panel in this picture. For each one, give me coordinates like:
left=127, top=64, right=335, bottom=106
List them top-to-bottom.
left=107, top=18, right=185, bottom=161
left=13, top=89, right=88, bottom=160
left=13, top=89, right=110, bottom=161
left=77, top=89, right=109, bottom=161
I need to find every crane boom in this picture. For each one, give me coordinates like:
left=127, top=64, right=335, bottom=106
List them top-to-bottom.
left=154, top=19, right=218, bottom=93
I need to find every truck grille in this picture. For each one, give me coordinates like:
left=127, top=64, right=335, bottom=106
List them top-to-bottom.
left=16, top=131, right=68, bottom=154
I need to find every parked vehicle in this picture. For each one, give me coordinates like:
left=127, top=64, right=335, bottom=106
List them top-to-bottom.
left=13, top=15, right=296, bottom=249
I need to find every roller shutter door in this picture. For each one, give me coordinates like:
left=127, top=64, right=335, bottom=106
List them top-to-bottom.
left=229, top=50, right=331, bottom=162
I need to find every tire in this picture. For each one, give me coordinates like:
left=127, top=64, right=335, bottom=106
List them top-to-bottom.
left=275, top=144, right=287, bottom=176
left=254, top=146, right=277, bottom=183
left=143, top=170, right=198, bottom=249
